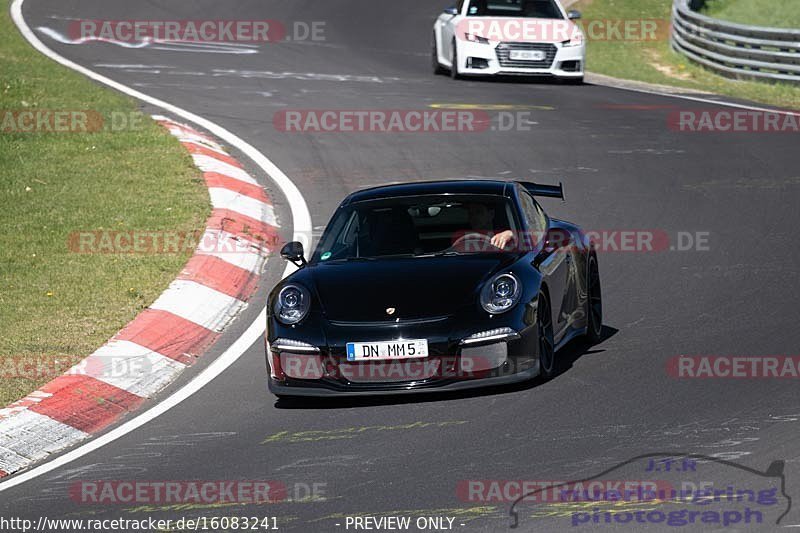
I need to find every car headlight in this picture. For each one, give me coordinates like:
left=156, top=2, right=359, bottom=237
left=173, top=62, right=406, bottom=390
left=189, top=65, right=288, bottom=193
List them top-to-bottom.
left=561, top=32, right=584, bottom=47
left=465, top=33, right=490, bottom=45
left=480, top=273, right=521, bottom=314
left=274, top=284, right=311, bottom=325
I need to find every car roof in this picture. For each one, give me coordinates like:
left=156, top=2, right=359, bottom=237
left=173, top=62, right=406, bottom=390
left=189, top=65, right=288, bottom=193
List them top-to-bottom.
left=342, top=180, right=514, bottom=205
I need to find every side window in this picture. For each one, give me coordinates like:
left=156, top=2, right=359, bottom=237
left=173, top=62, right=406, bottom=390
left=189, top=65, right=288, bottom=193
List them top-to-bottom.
left=457, top=0, right=466, bottom=14
left=519, top=190, right=547, bottom=234
left=533, top=201, right=548, bottom=232
left=316, top=210, right=356, bottom=260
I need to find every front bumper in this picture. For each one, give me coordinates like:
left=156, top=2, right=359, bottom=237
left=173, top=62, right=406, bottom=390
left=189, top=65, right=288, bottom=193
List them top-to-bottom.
left=457, top=40, right=584, bottom=77
left=267, top=315, right=540, bottom=396
left=268, top=363, right=539, bottom=397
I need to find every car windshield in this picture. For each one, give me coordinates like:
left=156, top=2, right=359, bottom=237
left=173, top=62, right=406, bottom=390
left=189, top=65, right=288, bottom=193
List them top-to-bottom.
left=466, top=0, right=564, bottom=19
left=312, top=194, right=520, bottom=262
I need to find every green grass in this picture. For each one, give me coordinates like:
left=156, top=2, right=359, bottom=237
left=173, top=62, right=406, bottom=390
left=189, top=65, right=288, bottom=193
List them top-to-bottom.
left=575, top=0, right=800, bottom=110
left=703, top=0, right=800, bottom=29
left=0, top=1, right=209, bottom=406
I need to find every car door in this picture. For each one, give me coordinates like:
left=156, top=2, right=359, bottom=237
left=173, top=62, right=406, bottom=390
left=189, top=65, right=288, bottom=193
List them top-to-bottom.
left=519, top=189, right=569, bottom=343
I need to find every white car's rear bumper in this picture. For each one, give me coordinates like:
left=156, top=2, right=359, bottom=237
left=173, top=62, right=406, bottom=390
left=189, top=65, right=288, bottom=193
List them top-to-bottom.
left=456, top=40, right=585, bottom=77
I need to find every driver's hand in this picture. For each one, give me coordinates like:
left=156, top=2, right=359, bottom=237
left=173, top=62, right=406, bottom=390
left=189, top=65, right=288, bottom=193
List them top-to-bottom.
left=491, top=230, right=515, bottom=249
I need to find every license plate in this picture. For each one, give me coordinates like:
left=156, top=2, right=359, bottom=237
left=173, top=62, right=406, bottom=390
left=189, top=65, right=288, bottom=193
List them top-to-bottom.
left=509, top=50, right=546, bottom=61
left=346, top=340, right=429, bottom=361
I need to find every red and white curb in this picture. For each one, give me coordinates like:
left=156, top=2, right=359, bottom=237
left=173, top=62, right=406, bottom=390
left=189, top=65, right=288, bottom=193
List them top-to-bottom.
left=0, top=117, right=279, bottom=478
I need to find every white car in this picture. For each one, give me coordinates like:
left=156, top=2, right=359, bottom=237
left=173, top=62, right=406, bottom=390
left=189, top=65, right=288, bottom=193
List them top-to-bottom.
left=433, top=0, right=585, bottom=82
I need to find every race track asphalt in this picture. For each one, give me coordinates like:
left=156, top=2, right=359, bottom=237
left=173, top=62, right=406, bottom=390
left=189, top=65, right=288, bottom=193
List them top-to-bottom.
left=3, top=0, right=799, bottom=531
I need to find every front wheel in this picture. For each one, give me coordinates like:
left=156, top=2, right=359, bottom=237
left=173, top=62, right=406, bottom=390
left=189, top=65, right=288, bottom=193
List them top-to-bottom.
left=432, top=32, right=446, bottom=75
left=450, top=40, right=462, bottom=79
left=585, top=254, right=603, bottom=343
left=537, top=292, right=557, bottom=379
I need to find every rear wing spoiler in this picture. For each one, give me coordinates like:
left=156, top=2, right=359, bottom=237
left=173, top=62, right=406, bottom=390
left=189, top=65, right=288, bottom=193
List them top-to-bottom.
left=520, top=181, right=565, bottom=201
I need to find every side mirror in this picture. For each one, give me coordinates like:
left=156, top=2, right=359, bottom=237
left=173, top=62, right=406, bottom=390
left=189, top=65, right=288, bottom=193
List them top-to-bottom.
left=443, top=6, right=459, bottom=15
left=567, top=9, right=582, bottom=20
left=542, top=228, right=571, bottom=255
left=280, top=241, right=307, bottom=267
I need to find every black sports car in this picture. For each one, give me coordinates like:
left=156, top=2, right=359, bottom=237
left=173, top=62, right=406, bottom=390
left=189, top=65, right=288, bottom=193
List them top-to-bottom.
left=266, top=180, right=602, bottom=397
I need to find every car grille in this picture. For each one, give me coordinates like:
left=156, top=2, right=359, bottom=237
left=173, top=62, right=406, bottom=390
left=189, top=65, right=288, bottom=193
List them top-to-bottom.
left=496, top=42, right=557, bottom=69
left=340, top=359, right=443, bottom=383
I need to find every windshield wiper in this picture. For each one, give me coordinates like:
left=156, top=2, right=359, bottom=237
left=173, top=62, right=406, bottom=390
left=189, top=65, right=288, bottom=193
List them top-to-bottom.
left=414, top=250, right=463, bottom=258
left=323, top=256, right=376, bottom=263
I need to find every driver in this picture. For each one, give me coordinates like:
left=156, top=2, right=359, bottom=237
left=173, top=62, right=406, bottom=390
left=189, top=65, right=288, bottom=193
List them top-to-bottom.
left=466, top=203, right=515, bottom=249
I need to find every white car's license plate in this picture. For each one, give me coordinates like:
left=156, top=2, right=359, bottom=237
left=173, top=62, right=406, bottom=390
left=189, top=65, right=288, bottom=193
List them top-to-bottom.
left=509, top=50, right=546, bottom=61
left=346, top=340, right=429, bottom=361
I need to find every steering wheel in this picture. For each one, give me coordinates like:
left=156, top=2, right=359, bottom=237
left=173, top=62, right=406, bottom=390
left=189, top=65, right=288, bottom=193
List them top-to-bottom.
left=450, top=232, right=496, bottom=252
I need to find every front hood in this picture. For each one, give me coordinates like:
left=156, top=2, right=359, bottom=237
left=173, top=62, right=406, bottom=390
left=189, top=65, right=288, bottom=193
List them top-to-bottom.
left=463, top=16, right=580, bottom=44
left=303, top=255, right=519, bottom=322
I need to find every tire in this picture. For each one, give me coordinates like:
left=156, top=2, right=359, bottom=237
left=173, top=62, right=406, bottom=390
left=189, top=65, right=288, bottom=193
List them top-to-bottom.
left=432, top=32, right=446, bottom=75
left=450, top=39, right=462, bottom=79
left=585, top=254, right=603, bottom=344
left=537, top=291, right=557, bottom=379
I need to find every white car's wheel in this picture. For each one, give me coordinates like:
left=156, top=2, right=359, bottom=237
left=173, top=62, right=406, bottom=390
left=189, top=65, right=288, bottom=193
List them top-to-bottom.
left=432, top=32, right=446, bottom=75
left=450, top=39, right=462, bottom=80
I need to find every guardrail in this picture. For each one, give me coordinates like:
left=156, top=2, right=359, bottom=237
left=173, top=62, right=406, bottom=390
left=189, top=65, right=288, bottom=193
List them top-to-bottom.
left=671, top=0, right=800, bottom=84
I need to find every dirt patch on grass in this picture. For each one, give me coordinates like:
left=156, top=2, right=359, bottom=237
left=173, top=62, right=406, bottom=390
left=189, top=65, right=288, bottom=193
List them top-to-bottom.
left=644, top=49, right=693, bottom=81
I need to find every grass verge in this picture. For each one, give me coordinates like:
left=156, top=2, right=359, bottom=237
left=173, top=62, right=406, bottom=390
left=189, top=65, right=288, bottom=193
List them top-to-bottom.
left=0, top=0, right=209, bottom=406
left=575, top=0, right=800, bottom=110
left=703, top=0, right=800, bottom=29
